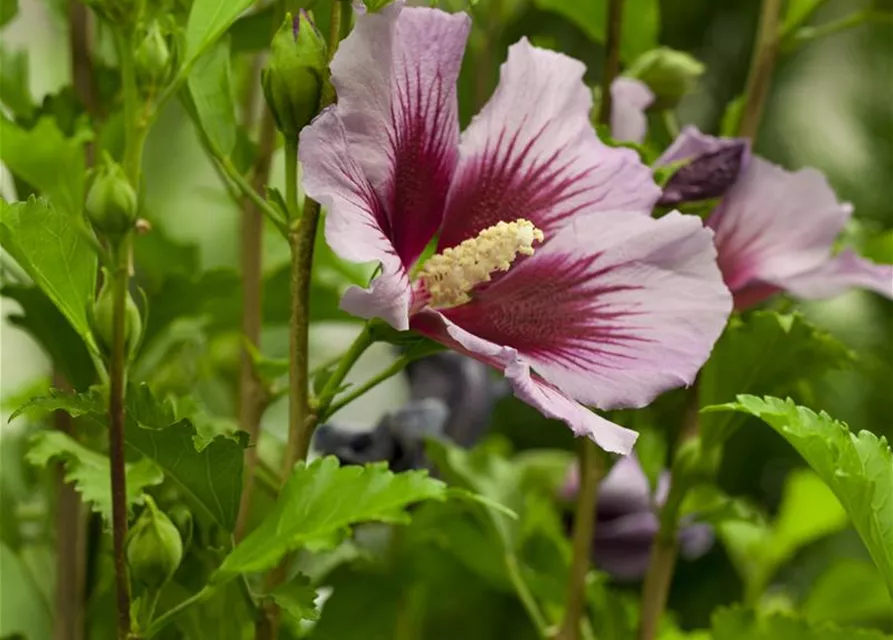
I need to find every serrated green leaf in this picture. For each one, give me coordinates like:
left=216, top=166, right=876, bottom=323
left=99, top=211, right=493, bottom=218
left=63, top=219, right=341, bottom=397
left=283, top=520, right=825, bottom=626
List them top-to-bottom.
left=185, top=0, right=254, bottom=65
left=532, top=0, right=659, bottom=62
left=187, top=38, right=237, bottom=158
left=0, top=116, right=88, bottom=216
left=0, top=197, right=98, bottom=352
left=700, top=311, right=853, bottom=448
left=10, top=384, right=247, bottom=531
left=708, top=396, right=893, bottom=597
left=26, top=431, right=163, bottom=520
left=215, top=457, right=447, bottom=579
left=269, top=574, right=319, bottom=625
left=712, top=605, right=888, bottom=640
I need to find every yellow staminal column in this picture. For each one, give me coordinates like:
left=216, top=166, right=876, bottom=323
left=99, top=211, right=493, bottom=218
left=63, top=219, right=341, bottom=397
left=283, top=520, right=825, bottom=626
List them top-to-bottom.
left=419, top=219, right=545, bottom=309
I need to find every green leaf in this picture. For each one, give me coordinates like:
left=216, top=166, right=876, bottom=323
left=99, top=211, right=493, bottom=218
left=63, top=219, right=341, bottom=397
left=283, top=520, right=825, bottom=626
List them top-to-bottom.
left=0, top=0, right=17, bottom=27
left=185, top=0, right=255, bottom=65
left=532, top=0, right=659, bottom=62
left=781, top=0, right=829, bottom=35
left=187, top=38, right=237, bottom=158
left=0, top=45, right=33, bottom=119
left=720, top=94, right=745, bottom=137
left=0, top=116, right=88, bottom=217
left=0, top=197, right=99, bottom=352
left=1, top=285, right=96, bottom=389
left=699, top=311, right=853, bottom=448
left=10, top=384, right=247, bottom=531
left=708, top=396, right=893, bottom=597
left=25, top=431, right=164, bottom=521
left=215, top=457, right=447, bottom=579
left=680, top=485, right=765, bottom=527
left=0, top=542, right=52, bottom=640
left=803, top=560, right=893, bottom=625
left=269, top=574, right=320, bottom=625
left=711, top=605, right=888, bottom=640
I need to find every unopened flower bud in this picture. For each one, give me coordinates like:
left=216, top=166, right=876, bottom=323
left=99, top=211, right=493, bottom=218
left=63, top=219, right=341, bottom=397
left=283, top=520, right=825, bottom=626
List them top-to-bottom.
left=261, top=11, right=327, bottom=137
left=135, top=22, right=172, bottom=88
left=625, top=47, right=705, bottom=110
left=658, top=142, right=747, bottom=207
left=85, top=156, right=137, bottom=238
left=90, top=269, right=143, bottom=357
left=126, top=495, right=184, bottom=589
left=167, top=504, right=194, bottom=551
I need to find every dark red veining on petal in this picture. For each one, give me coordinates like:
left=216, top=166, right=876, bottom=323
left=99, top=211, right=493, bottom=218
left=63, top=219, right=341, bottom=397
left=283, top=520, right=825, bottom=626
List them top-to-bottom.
left=384, top=58, right=458, bottom=267
left=438, top=123, right=619, bottom=250
left=443, top=251, right=653, bottom=372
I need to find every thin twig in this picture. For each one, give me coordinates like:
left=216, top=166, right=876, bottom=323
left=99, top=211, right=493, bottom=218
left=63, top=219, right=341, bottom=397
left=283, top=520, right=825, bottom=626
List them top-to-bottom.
left=596, top=0, right=624, bottom=125
left=737, top=0, right=783, bottom=139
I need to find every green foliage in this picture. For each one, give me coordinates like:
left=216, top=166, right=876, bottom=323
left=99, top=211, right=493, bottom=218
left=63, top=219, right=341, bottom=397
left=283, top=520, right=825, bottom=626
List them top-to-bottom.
left=0, top=0, right=17, bottom=27
left=185, top=0, right=255, bottom=65
left=533, top=0, right=659, bottom=62
left=781, top=0, right=828, bottom=35
left=187, top=39, right=237, bottom=158
left=0, top=45, right=32, bottom=119
left=0, top=116, right=89, bottom=217
left=0, top=197, right=99, bottom=353
left=700, top=311, right=854, bottom=448
left=11, top=383, right=247, bottom=531
left=708, top=396, right=893, bottom=597
left=26, top=430, right=163, bottom=521
left=215, top=457, right=447, bottom=579
left=718, top=469, right=847, bottom=601
left=0, top=542, right=52, bottom=640
left=803, top=560, right=893, bottom=626
left=269, top=573, right=320, bottom=628
left=711, top=606, right=889, bottom=640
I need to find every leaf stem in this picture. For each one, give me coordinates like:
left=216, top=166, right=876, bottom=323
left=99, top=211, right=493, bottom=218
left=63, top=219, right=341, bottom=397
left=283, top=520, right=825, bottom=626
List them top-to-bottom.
left=737, top=0, right=783, bottom=139
left=782, top=10, right=891, bottom=52
left=322, top=354, right=413, bottom=420
left=637, top=384, right=699, bottom=640
left=556, top=440, right=605, bottom=640
left=505, top=553, right=549, bottom=639
left=145, top=586, right=215, bottom=638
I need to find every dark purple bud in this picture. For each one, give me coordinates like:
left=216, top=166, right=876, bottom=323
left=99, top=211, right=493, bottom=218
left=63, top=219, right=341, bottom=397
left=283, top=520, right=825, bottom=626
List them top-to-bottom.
left=658, top=142, right=747, bottom=207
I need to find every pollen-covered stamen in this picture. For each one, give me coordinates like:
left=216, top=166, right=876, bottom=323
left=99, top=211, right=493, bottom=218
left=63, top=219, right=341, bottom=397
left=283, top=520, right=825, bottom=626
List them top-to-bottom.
left=419, top=218, right=544, bottom=309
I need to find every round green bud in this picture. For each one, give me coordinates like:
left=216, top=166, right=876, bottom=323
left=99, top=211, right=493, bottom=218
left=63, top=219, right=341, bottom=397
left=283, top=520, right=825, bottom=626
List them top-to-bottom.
left=261, top=11, right=327, bottom=138
left=135, top=22, right=172, bottom=89
left=625, top=47, right=705, bottom=110
left=85, top=156, right=137, bottom=238
left=90, top=270, right=143, bottom=357
left=126, top=495, right=184, bottom=589
left=167, top=504, right=194, bottom=551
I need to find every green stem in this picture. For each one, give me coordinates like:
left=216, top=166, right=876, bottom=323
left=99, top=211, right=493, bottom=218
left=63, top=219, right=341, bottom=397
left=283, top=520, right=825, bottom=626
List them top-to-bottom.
left=596, top=0, right=624, bottom=125
left=737, top=0, right=783, bottom=139
left=782, top=10, right=891, bottom=52
left=662, top=110, right=680, bottom=139
left=285, top=136, right=299, bottom=219
left=218, top=155, right=287, bottom=232
left=315, top=323, right=376, bottom=416
left=323, top=355, right=413, bottom=421
left=637, top=384, right=699, bottom=640
left=556, top=440, right=605, bottom=640
left=505, top=553, right=549, bottom=639
left=145, top=586, right=215, bottom=638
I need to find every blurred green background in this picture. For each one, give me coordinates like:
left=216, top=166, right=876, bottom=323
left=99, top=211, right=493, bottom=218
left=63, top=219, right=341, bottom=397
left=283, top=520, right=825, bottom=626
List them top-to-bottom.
left=1, top=0, right=891, bottom=634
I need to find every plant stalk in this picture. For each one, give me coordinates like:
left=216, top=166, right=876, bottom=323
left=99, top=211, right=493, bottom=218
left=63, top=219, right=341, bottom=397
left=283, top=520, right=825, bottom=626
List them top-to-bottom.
left=596, top=0, right=624, bottom=126
left=738, top=0, right=783, bottom=139
left=235, top=108, right=277, bottom=543
left=636, top=384, right=699, bottom=640
left=556, top=441, right=604, bottom=640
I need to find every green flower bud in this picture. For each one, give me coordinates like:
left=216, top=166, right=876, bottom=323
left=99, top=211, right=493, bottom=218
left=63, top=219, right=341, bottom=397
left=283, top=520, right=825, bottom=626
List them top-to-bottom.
left=261, top=11, right=327, bottom=138
left=135, top=22, right=172, bottom=89
left=625, top=47, right=705, bottom=110
left=85, top=156, right=137, bottom=238
left=90, top=269, right=143, bottom=357
left=126, top=495, right=184, bottom=589
left=167, top=504, right=194, bottom=551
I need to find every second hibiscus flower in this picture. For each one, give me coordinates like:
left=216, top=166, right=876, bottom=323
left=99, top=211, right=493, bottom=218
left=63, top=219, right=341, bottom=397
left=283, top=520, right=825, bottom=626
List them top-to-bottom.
left=300, top=4, right=732, bottom=454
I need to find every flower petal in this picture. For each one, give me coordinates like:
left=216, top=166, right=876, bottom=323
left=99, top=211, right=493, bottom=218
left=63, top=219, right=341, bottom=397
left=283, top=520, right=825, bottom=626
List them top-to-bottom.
left=330, top=4, right=470, bottom=265
left=438, top=39, right=660, bottom=249
left=610, top=77, right=654, bottom=144
left=300, top=109, right=413, bottom=329
left=656, top=125, right=749, bottom=167
left=708, top=156, right=853, bottom=294
left=441, top=210, right=732, bottom=410
left=768, top=249, right=893, bottom=300
left=412, top=311, right=638, bottom=454
left=598, top=455, right=652, bottom=516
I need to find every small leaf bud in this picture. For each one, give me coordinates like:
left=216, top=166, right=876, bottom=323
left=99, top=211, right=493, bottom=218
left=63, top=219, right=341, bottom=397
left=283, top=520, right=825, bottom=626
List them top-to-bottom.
left=261, top=11, right=327, bottom=138
left=135, top=21, right=172, bottom=89
left=625, top=47, right=705, bottom=110
left=126, top=495, right=184, bottom=589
